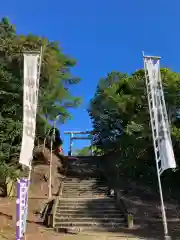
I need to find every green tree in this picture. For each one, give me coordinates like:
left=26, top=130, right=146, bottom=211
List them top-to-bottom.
left=0, top=17, right=81, bottom=177
left=89, top=69, right=180, bottom=191
left=74, top=146, right=91, bottom=156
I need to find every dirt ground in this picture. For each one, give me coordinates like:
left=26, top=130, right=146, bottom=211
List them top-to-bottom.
left=0, top=148, right=64, bottom=240
left=0, top=151, right=180, bottom=239
left=0, top=151, right=132, bottom=240
left=117, top=184, right=180, bottom=239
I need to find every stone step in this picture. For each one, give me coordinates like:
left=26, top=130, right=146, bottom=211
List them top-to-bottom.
left=67, top=156, right=97, bottom=159
left=68, top=161, right=98, bottom=165
left=66, top=162, right=98, bottom=165
left=67, top=162, right=98, bottom=165
left=66, top=164, right=100, bottom=167
left=67, top=164, right=98, bottom=166
left=67, top=164, right=98, bottom=167
left=66, top=166, right=98, bottom=169
left=66, top=167, right=98, bottom=170
left=67, top=167, right=98, bottom=171
left=67, top=168, right=99, bottom=171
left=66, top=170, right=99, bottom=173
left=66, top=172, right=99, bottom=176
left=66, top=174, right=99, bottom=177
left=65, top=177, right=102, bottom=181
left=64, top=179, right=99, bottom=181
left=64, top=180, right=103, bottom=183
left=64, top=180, right=105, bottom=182
left=64, top=180, right=106, bottom=183
left=63, top=181, right=105, bottom=184
left=65, top=181, right=106, bottom=184
left=63, top=183, right=108, bottom=189
left=63, top=184, right=107, bottom=187
left=63, top=184, right=107, bottom=186
left=64, top=184, right=106, bottom=186
left=63, top=185, right=106, bottom=189
left=63, top=185, right=106, bottom=188
left=63, top=187, right=107, bottom=190
left=62, top=188, right=107, bottom=191
left=63, top=188, right=107, bottom=191
left=62, top=189, right=107, bottom=192
left=62, top=189, right=108, bottom=192
left=62, top=189, right=108, bottom=195
left=63, top=189, right=108, bottom=192
left=62, top=190, right=108, bottom=193
left=62, top=190, right=108, bottom=194
left=62, top=192, right=108, bottom=195
left=62, top=194, right=108, bottom=198
left=61, top=195, right=108, bottom=198
left=61, top=197, right=109, bottom=200
left=58, top=198, right=114, bottom=203
left=58, top=201, right=116, bottom=206
left=58, top=204, right=116, bottom=208
left=57, top=205, right=117, bottom=210
left=57, top=208, right=118, bottom=213
left=56, top=209, right=121, bottom=214
left=55, top=212, right=124, bottom=218
left=55, top=217, right=124, bottom=223
left=54, top=222, right=125, bottom=228
left=54, top=226, right=126, bottom=233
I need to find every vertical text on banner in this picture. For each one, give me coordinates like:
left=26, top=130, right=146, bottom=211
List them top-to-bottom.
left=19, top=54, right=40, bottom=168
left=16, top=178, right=29, bottom=240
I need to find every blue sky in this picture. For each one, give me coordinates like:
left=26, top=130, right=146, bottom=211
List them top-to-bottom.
left=1, top=0, right=180, bottom=154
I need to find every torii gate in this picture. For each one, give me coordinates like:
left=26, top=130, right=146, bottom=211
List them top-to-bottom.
left=64, top=130, right=93, bottom=156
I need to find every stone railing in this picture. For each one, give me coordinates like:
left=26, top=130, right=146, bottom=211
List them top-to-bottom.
left=43, top=179, right=64, bottom=228
left=52, top=180, right=64, bottom=228
left=114, top=189, right=134, bottom=229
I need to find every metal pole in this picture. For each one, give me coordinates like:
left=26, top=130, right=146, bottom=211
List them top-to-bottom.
left=143, top=53, right=170, bottom=240
left=43, top=113, right=48, bottom=153
left=48, top=114, right=60, bottom=199
left=48, top=127, right=54, bottom=199
left=157, top=165, right=170, bottom=239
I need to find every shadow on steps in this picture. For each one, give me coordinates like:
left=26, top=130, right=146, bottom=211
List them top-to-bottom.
left=55, top=197, right=180, bottom=239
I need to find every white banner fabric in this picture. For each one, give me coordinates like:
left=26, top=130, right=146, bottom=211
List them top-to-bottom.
left=19, top=54, right=40, bottom=168
left=145, top=57, right=176, bottom=174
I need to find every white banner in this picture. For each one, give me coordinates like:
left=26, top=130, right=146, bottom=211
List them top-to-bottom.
left=19, top=54, right=40, bottom=168
left=145, top=57, right=176, bottom=174
left=160, top=135, right=176, bottom=172
left=16, top=178, right=29, bottom=240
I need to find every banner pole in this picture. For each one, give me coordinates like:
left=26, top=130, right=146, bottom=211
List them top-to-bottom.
left=17, top=47, right=42, bottom=239
left=143, top=53, right=171, bottom=240
left=48, top=114, right=61, bottom=198
left=48, top=120, right=56, bottom=199
left=48, top=138, right=53, bottom=198
left=156, top=163, right=170, bottom=239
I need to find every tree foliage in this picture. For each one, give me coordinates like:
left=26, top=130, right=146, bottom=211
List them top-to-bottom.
left=0, top=17, right=81, bottom=177
left=89, top=69, right=180, bottom=194
left=74, top=146, right=91, bottom=156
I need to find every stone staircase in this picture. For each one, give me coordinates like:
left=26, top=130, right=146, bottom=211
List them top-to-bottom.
left=53, top=156, right=125, bottom=233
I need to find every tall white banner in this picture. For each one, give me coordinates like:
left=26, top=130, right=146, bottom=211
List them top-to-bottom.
left=19, top=54, right=40, bottom=168
left=145, top=57, right=176, bottom=174
left=160, top=120, right=176, bottom=172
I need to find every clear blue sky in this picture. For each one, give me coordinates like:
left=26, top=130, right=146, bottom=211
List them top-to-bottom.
left=1, top=0, right=180, bottom=153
